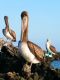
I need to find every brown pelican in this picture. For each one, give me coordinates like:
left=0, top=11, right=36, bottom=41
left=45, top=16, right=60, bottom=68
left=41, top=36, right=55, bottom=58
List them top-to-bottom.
left=18, top=11, right=44, bottom=65
left=2, top=16, right=16, bottom=42
left=45, top=39, right=57, bottom=57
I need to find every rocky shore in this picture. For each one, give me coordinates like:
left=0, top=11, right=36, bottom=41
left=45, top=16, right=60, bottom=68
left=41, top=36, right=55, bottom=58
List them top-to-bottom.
left=0, top=38, right=60, bottom=80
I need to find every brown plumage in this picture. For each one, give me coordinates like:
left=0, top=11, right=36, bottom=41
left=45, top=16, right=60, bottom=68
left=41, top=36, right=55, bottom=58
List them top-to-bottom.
left=18, top=11, right=44, bottom=64
left=3, top=16, right=16, bottom=42
left=22, top=27, right=28, bottom=42
left=9, top=28, right=16, bottom=41
left=46, top=39, right=57, bottom=55
left=27, top=41, right=44, bottom=61
left=50, top=45, right=57, bottom=53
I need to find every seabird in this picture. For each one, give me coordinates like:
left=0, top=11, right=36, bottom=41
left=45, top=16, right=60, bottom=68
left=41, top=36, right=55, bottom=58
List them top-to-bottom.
left=18, top=11, right=44, bottom=64
left=2, top=16, right=16, bottom=42
left=45, top=39, right=57, bottom=57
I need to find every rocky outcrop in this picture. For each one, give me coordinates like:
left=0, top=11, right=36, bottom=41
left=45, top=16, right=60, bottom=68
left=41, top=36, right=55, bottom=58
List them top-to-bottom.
left=0, top=39, right=60, bottom=80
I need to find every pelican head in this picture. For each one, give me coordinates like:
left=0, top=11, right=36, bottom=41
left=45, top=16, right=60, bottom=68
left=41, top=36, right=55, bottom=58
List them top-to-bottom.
left=21, top=11, right=29, bottom=42
left=21, top=11, right=28, bottom=19
left=21, top=11, right=29, bottom=31
left=4, top=16, right=9, bottom=30
left=4, top=16, right=8, bottom=20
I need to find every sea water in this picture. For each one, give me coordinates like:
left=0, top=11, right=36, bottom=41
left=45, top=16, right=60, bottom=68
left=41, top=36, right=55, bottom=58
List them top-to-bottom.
left=50, top=60, right=60, bottom=69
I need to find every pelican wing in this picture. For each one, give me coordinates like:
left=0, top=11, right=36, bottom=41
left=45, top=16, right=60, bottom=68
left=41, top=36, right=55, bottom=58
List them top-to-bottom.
left=9, top=28, right=16, bottom=41
left=27, top=41, right=44, bottom=61
left=50, top=45, right=56, bottom=53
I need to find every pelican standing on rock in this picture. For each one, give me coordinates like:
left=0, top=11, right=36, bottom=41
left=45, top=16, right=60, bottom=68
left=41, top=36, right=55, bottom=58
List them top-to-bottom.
left=18, top=11, right=44, bottom=65
left=2, top=16, right=16, bottom=42
left=45, top=39, right=57, bottom=57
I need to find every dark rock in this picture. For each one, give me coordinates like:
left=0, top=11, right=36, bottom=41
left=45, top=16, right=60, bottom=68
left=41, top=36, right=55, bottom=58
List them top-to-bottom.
left=0, top=41, right=60, bottom=80
left=1, top=42, right=18, bottom=57
left=22, top=63, right=31, bottom=78
left=43, top=67, right=60, bottom=80
left=5, top=71, right=20, bottom=80
left=33, top=72, right=39, bottom=80
left=20, top=77, right=26, bottom=80
left=28, top=77, right=33, bottom=80
left=0, top=78, right=5, bottom=80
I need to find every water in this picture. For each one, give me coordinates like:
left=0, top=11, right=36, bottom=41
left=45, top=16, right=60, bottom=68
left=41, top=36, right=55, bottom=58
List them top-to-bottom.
left=50, top=60, right=60, bottom=69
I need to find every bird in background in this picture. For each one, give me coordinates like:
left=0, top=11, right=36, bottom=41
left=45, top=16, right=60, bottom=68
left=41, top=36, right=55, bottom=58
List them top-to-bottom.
left=2, top=16, right=16, bottom=45
left=45, top=39, right=57, bottom=57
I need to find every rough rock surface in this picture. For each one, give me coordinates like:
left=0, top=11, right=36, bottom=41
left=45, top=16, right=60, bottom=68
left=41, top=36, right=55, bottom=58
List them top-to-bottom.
left=0, top=39, right=60, bottom=80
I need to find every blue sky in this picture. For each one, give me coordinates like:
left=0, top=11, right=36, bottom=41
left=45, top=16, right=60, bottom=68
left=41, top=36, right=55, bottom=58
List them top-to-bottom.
left=0, top=0, right=60, bottom=51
